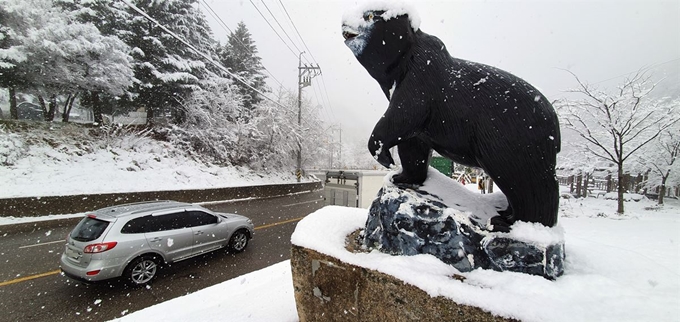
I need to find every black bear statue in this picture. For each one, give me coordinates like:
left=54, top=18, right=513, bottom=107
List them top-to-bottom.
left=342, top=4, right=561, bottom=230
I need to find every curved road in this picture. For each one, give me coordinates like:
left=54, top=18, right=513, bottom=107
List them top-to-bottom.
left=0, top=191, right=324, bottom=321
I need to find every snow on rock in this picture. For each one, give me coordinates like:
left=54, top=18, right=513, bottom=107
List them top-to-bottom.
left=418, top=167, right=508, bottom=224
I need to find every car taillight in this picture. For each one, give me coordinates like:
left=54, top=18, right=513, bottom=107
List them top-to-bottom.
left=83, top=242, right=117, bottom=253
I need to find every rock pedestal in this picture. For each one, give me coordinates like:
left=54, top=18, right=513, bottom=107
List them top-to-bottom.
left=365, top=183, right=565, bottom=280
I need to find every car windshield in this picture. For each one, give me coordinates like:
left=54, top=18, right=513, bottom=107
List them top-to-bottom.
left=70, top=217, right=110, bottom=242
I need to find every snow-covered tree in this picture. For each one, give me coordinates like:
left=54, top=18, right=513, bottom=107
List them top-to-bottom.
left=0, top=0, right=134, bottom=122
left=56, top=0, right=139, bottom=123
left=122, top=0, right=216, bottom=125
left=0, top=1, right=30, bottom=119
left=217, top=22, right=268, bottom=111
left=556, top=70, right=680, bottom=214
left=172, top=75, right=303, bottom=170
left=172, top=76, right=248, bottom=165
left=267, top=88, right=330, bottom=171
left=636, top=124, right=680, bottom=205
left=341, top=138, right=380, bottom=170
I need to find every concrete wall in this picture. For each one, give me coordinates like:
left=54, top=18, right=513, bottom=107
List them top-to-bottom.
left=0, top=182, right=322, bottom=217
left=291, top=244, right=516, bottom=322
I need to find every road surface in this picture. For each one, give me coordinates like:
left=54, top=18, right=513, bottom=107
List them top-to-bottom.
left=0, top=191, right=324, bottom=321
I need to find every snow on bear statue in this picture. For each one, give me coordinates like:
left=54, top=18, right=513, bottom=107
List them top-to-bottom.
left=342, top=2, right=564, bottom=279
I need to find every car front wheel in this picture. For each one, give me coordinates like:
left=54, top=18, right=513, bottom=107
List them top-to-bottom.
left=229, top=230, right=249, bottom=252
left=124, top=255, right=160, bottom=286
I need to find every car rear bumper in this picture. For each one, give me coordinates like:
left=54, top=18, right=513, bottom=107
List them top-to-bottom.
left=59, top=253, right=123, bottom=282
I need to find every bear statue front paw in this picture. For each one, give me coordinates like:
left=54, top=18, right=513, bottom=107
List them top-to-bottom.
left=374, top=149, right=395, bottom=169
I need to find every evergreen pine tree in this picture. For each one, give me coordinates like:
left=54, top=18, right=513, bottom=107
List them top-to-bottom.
left=123, top=0, right=217, bottom=125
left=218, top=22, right=268, bottom=111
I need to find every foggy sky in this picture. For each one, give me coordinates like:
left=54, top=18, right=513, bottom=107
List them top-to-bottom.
left=202, top=0, right=680, bottom=143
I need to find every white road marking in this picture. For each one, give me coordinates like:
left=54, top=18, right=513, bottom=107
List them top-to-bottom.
left=282, top=199, right=322, bottom=207
left=18, top=240, right=65, bottom=249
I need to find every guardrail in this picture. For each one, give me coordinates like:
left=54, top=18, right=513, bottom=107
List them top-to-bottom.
left=0, top=182, right=323, bottom=217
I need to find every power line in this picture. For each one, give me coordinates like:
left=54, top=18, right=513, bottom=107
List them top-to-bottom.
left=119, top=0, right=288, bottom=109
left=200, top=0, right=285, bottom=89
left=200, top=0, right=234, bottom=34
left=248, top=0, right=299, bottom=59
left=260, top=0, right=303, bottom=54
left=278, top=0, right=318, bottom=65
left=275, top=1, right=335, bottom=120
left=549, top=57, right=680, bottom=99
left=591, top=57, right=680, bottom=85
left=319, top=75, right=337, bottom=120
left=310, top=78, right=330, bottom=122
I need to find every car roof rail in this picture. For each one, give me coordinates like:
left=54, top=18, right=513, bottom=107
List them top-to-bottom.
left=95, top=200, right=190, bottom=218
left=127, top=201, right=192, bottom=215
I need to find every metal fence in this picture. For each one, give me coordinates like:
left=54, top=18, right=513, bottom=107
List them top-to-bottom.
left=557, top=173, right=678, bottom=199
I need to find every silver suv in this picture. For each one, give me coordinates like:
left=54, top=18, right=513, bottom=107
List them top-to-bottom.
left=60, top=200, right=254, bottom=286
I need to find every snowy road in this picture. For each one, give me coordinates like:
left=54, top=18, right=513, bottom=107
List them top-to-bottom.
left=0, top=192, right=324, bottom=322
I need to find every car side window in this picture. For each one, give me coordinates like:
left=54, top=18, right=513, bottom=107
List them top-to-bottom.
left=187, top=210, right=218, bottom=227
left=147, top=212, right=193, bottom=232
left=121, top=216, right=152, bottom=234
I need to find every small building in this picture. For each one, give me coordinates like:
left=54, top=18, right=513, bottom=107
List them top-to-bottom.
left=313, top=170, right=388, bottom=209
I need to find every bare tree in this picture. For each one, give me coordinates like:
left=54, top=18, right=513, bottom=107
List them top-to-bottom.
left=557, top=70, right=679, bottom=214
left=637, top=126, right=680, bottom=205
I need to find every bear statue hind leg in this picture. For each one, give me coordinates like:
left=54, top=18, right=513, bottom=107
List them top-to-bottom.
left=391, top=137, right=432, bottom=186
left=492, top=175, right=560, bottom=229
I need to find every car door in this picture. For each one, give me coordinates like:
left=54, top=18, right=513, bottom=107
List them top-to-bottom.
left=187, top=210, right=228, bottom=255
left=144, top=211, right=195, bottom=262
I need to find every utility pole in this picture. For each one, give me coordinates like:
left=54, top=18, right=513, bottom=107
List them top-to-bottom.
left=297, top=52, right=321, bottom=182
left=327, top=124, right=341, bottom=169
left=338, top=125, right=342, bottom=169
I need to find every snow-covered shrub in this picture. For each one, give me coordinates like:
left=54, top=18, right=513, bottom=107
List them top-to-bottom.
left=170, top=77, right=273, bottom=168
left=89, top=123, right=153, bottom=152
left=0, top=124, right=27, bottom=166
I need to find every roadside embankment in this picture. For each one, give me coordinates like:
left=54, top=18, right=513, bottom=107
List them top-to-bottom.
left=0, top=181, right=322, bottom=217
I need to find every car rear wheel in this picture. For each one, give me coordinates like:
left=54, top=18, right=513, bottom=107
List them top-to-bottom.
left=229, top=230, right=249, bottom=252
left=124, top=255, right=160, bottom=286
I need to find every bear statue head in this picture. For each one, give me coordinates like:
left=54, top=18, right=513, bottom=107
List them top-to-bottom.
left=342, top=6, right=418, bottom=85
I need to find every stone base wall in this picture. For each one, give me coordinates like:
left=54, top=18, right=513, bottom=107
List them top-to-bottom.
left=291, top=245, right=517, bottom=322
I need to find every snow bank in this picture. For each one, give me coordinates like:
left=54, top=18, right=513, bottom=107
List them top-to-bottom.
left=109, top=260, right=298, bottom=322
